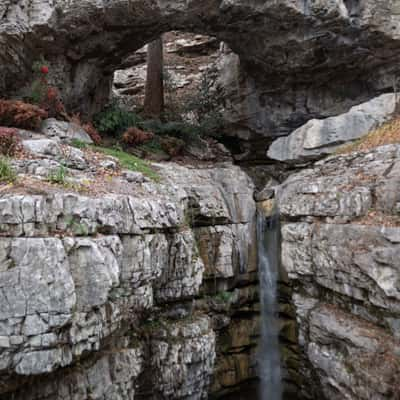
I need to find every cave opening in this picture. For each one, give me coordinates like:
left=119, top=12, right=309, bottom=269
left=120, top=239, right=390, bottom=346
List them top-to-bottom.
left=72, top=29, right=251, bottom=164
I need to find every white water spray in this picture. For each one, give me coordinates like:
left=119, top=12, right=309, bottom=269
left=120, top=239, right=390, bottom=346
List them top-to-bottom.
left=257, top=209, right=282, bottom=400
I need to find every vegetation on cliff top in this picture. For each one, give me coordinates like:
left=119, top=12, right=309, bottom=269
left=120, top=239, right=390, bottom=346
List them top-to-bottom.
left=337, top=116, right=400, bottom=154
left=92, top=145, right=160, bottom=181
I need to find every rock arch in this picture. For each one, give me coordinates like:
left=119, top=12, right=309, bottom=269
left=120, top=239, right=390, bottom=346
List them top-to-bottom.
left=1, top=0, right=400, bottom=150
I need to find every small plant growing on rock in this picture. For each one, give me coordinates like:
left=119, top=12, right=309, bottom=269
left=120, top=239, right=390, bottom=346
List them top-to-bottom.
left=28, top=60, right=49, bottom=104
left=0, top=100, right=48, bottom=130
left=140, top=119, right=202, bottom=143
left=82, top=122, right=102, bottom=145
left=0, top=127, right=20, bottom=156
left=160, top=135, right=185, bottom=157
left=71, top=139, right=89, bottom=149
left=0, top=157, right=16, bottom=183
left=47, top=165, right=67, bottom=185
left=75, top=223, right=89, bottom=236
left=216, top=291, right=233, bottom=303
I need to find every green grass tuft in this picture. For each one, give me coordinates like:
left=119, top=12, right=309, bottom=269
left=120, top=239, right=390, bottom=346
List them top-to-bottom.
left=70, top=139, right=89, bottom=149
left=92, top=146, right=160, bottom=182
left=0, top=157, right=16, bottom=183
left=47, top=165, right=68, bottom=184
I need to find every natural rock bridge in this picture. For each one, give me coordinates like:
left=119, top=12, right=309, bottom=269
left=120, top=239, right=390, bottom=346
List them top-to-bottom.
left=2, top=0, right=400, bottom=148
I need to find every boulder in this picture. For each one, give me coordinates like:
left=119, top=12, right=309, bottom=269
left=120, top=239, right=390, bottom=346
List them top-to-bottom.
left=268, top=94, right=398, bottom=163
left=40, top=119, right=92, bottom=144
left=22, top=139, right=62, bottom=158
left=22, top=139, right=88, bottom=170
left=122, top=170, right=146, bottom=183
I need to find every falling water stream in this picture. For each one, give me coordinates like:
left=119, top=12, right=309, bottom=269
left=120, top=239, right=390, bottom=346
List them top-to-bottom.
left=257, top=208, right=282, bottom=400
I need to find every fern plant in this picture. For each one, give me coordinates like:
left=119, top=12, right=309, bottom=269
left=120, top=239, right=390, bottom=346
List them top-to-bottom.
left=94, top=103, right=142, bottom=136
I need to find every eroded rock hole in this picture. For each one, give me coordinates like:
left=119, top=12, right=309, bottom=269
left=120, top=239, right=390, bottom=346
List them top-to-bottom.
left=343, top=0, right=361, bottom=17
left=105, top=31, right=244, bottom=163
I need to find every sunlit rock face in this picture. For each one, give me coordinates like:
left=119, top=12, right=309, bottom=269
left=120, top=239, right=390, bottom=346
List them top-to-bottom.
left=2, top=0, right=400, bottom=152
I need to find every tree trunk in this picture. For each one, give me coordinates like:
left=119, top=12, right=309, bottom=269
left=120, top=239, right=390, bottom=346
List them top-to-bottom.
left=144, top=37, right=164, bottom=117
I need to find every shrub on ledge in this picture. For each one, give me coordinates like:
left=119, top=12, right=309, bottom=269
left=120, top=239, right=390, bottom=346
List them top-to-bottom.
left=0, top=100, right=48, bottom=130
left=94, top=103, right=142, bottom=137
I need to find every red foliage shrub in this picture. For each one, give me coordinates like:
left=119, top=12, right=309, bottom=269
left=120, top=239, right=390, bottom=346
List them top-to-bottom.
left=28, top=61, right=67, bottom=119
left=40, top=86, right=67, bottom=119
left=46, top=87, right=58, bottom=100
left=0, top=100, right=48, bottom=130
left=70, top=114, right=102, bottom=145
left=82, top=122, right=102, bottom=145
left=0, top=127, right=20, bottom=156
left=122, top=127, right=154, bottom=146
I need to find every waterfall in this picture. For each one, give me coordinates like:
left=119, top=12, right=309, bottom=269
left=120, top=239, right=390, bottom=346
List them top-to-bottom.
left=257, top=208, right=282, bottom=400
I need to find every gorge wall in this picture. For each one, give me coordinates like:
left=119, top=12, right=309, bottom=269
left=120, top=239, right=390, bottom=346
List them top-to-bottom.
left=2, top=122, right=400, bottom=400
left=0, top=131, right=260, bottom=399
left=277, top=144, right=400, bottom=399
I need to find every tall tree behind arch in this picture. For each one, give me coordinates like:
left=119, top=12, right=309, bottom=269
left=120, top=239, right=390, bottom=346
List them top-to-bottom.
left=144, top=36, right=164, bottom=117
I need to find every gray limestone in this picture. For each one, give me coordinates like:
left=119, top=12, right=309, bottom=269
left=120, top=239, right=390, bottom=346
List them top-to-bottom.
left=268, top=94, right=398, bottom=163
left=0, top=137, right=256, bottom=399
left=277, top=143, right=400, bottom=399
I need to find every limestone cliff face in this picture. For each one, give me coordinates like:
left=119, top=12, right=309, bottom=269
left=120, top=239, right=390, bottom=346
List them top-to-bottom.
left=2, top=0, right=400, bottom=154
left=0, top=126, right=259, bottom=399
left=277, top=144, right=400, bottom=399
